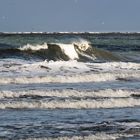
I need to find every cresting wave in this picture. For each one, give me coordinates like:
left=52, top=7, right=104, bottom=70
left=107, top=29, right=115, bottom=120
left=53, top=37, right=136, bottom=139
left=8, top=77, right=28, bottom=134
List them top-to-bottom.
left=0, top=40, right=120, bottom=62
left=20, top=40, right=99, bottom=61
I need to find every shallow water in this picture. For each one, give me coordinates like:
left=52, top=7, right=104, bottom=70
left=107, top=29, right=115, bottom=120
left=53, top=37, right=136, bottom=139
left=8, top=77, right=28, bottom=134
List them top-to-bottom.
left=0, top=108, right=140, bottom=139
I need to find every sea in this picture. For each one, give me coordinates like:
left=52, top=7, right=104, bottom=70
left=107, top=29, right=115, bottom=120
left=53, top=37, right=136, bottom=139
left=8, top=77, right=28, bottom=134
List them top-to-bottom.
left=0, top=32, right=140, bottom=140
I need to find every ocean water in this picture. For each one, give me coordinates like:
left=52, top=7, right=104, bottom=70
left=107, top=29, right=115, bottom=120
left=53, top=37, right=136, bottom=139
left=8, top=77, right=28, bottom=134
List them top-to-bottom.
left=0, top=32, right=140, bottom=140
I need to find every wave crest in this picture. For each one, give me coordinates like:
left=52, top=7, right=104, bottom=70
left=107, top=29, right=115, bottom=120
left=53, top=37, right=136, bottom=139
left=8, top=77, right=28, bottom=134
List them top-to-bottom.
left=0, top=39, right=120, bottom=62
left=18, top=39, right=95, bottom=61
left=20, top=43, right=48, bottom=51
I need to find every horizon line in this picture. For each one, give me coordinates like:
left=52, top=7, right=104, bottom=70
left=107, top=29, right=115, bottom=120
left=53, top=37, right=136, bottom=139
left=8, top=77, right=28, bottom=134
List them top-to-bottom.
left=1, top=31, right=140, bottom=34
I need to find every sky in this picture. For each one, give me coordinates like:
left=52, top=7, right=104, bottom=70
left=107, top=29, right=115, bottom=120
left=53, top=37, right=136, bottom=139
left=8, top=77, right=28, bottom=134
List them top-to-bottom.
left=0, top=0, right=140, bottom=32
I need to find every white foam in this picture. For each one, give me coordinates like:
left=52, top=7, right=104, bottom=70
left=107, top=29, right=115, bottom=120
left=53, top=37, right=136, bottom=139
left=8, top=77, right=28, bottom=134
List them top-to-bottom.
left=73, top=39, right=90, bottom=51
left=19, top=40, right=92, bottom=60
left=54, top=40, right=91, bottom=60
left=56, top=40, right=92, bottom=60
left=20, top=43, right=48, bottom=51
left=58, top=44, right=79, bottom=59
left=0, top=60, right=140, bottom=84
left=95, top=62, right=140, bottom=71
left=0, top=71, right=139, bottom=84
left=0, top=89, right=139, bottom=99
left=0, top=98, right=140, bottom=109
left=118, top=122, right=140, bottom=127
left=26, top=133, right=135, bottom=140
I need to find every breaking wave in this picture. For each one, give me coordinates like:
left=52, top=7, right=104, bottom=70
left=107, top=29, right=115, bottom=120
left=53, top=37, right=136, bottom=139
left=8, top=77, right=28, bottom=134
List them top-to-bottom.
left=0, top=39, right=120, bottom=62
left=19, top=39, right=97, bottom=61
left=0, top=60, right=140, bottom=85
left=0, top=72, right=139, bottom=84
left=0, top=88, right=139, bottom=109
left=0, top=89, right=139, bottom=99
left=0, top=97, right=140, bottom=109
left=25, top=133, right=138, bottom=140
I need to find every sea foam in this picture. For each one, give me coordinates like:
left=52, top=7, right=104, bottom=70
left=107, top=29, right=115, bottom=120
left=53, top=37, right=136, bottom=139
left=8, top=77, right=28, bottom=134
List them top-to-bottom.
left=0, top=60, right=140, bottom=84
left=0, top=89, right=139, bottom=99
left=0, top=98, right=140, bottom=109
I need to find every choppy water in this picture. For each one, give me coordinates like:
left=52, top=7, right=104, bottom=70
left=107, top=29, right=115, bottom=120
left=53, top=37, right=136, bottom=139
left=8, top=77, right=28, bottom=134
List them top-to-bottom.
left=0, top=32, right=140, bottom=139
